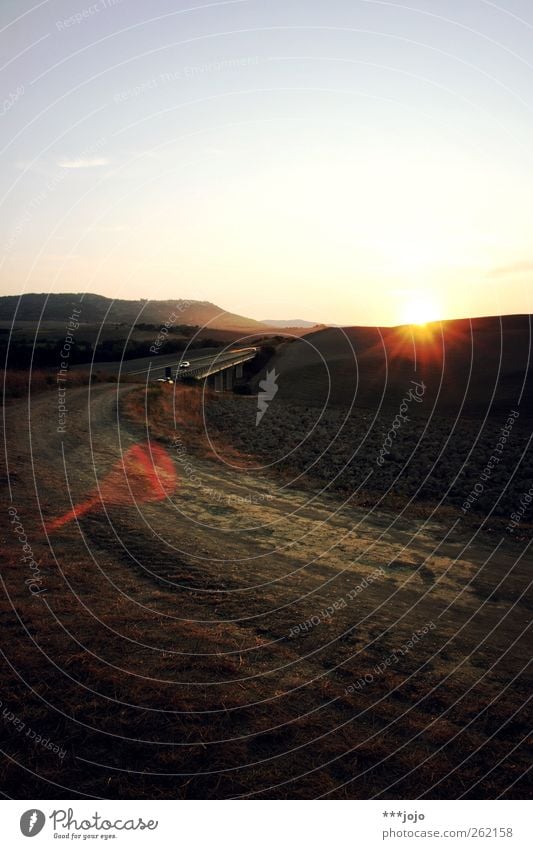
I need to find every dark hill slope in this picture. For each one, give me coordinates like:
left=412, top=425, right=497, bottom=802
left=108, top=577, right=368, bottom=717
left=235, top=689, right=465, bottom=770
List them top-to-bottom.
left=261, top=315, right=532, bottom=417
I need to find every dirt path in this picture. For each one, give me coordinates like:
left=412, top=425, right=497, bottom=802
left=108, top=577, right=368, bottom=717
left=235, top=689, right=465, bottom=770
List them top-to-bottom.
left=1, top=383, right=530, bottom=799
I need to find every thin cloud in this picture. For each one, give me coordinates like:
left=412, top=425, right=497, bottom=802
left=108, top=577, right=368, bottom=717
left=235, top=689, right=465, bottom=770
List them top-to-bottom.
left=57, top=157, right=109, bottom=169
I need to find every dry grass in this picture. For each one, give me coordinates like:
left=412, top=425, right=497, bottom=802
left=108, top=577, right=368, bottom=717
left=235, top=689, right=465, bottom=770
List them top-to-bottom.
left=2, top=368, right=124, bottom=401
left=123, top=382, right=254, bottom=467
left=1, top=383, right=530, bottom=799
left=1, top=536, right=529, bottom=800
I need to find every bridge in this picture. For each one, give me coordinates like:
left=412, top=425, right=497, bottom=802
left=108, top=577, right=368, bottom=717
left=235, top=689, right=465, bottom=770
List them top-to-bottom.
left=75, top=346, right=258, bottom=390
left=174, top=347, right=257, bottom=390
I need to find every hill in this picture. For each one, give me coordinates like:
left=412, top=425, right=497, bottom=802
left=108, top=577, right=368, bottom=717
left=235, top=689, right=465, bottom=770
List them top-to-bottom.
left=207, top=313, right=533, bottom=523
left=256, top=314, right=533, bottom=417
left=261, top=318, right=322, bottom=328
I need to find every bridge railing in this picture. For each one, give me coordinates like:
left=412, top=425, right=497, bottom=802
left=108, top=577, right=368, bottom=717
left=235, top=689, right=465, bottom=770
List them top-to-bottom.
left=175, top=349, right=256, bottom=381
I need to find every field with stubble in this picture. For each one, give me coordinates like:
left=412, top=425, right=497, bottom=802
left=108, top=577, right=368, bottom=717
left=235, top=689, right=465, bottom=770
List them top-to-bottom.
left=205, top=393, right=532, bottom=530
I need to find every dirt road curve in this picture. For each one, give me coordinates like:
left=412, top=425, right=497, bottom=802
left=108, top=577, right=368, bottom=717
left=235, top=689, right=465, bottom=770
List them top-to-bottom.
left=1, top=383, right=531, bottom=799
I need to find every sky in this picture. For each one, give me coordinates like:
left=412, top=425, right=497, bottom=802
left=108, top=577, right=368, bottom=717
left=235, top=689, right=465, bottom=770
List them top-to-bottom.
left=1, top=0, right=532, bottom=326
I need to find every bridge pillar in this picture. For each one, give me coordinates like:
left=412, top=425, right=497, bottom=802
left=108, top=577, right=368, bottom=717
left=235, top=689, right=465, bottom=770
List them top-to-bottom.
left=235, top=363, right=243, bottom=379
left=225, top=368, right=234, bottom=390
left=214, top=372, right=223, bottom=392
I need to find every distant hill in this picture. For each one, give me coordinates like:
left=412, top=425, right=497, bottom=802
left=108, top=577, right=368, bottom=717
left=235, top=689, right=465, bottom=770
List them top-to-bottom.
left=0, top=293, right=269, bottom=332
left=255, top=314, right=533, bottom=417
left=261, top=319, right=321, bottom=328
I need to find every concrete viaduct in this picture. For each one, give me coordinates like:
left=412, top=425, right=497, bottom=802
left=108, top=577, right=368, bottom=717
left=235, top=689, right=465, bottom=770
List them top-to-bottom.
left=173, top=347, right=257, bottom=391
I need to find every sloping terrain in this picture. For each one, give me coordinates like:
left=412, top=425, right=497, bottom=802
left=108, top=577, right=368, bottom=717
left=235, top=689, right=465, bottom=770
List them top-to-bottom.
left=0, top=293, right=269, bottom=333
left=260, top=315, right=533, bottom=417
left=0, top=381, right=530, bottom=799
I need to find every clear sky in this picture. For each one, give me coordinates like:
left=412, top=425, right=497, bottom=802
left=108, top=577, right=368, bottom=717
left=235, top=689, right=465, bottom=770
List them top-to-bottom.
left=1, top=0, right=532, bottom=325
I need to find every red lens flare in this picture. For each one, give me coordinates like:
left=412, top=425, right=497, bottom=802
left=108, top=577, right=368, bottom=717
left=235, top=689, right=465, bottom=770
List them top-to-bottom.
left=45, top=441, right=178, bottom=534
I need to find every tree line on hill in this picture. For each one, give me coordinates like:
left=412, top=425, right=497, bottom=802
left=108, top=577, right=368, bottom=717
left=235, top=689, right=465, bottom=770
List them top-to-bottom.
left=1, top=334, right=224, bottom=369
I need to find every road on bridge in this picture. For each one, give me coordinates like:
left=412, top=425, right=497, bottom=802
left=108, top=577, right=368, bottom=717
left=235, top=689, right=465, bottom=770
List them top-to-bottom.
left=73, top=346, right=257, bottom=381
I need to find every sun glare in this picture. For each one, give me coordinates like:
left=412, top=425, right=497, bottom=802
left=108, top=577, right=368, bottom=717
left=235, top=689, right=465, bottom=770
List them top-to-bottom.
left=401, top=296, right=441, bottom=326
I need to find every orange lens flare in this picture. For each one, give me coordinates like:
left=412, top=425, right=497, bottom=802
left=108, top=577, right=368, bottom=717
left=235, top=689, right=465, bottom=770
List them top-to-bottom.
left=45, top=441, right=178, bottom=534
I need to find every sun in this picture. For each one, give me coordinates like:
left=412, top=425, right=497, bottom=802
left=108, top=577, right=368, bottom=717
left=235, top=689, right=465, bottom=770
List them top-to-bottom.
left=401, top=295, right=441, bottom=326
